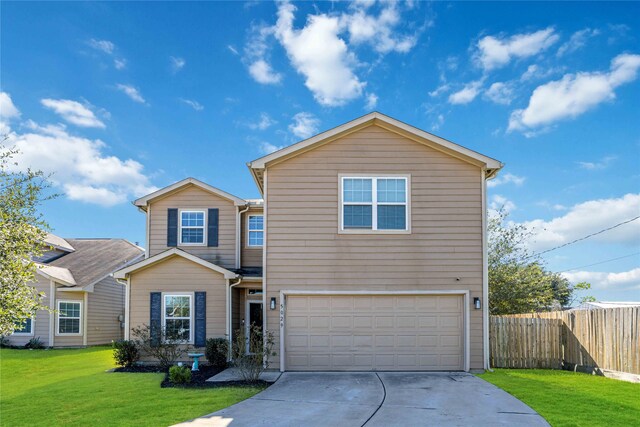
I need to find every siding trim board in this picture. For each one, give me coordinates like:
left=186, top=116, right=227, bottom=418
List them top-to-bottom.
left=279, top=290, right=470, bottom=372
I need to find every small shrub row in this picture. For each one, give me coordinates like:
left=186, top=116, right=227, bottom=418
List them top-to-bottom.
left=169, top=365, right=192, bottom=384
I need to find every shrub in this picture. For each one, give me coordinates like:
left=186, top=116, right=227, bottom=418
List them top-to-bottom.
left=231, top=323, right=276, bottom=382
left=131, top=324, right=188, bottom=369
left=25, top=337, right=45, bottom=349
left=205, top=338, right=228, bottom=369
left=112, top=340, right=140, bottom=367
left=169, top=365, right=192, bottom=385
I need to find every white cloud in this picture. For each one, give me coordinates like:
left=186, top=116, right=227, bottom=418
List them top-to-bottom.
left=243, top=1, right=420, bottom=107
left=274, top=2, right=364, bottom=106
left=345, top=3, right=417, bottom=54
left=475, top=27, right=559, bottom=70
left=557, top=28, right=600, bottom=57
left=87, top=38, right=115, bottom=55
left=227, top=45, right=239, bottom=55
left=509, top=53, right=640, bottom=132
left=170, top=56, right=186, bottom=73
left=114, top=58, right=127, bottom=70
left=248, top=60, right=282, bottom=84
left=448, top=80, right=482, bottom=105
left=484, top=82, right=515, bottom=105
left=428, top=83, right=450, bottom=98
left=116, top=84, right=146, bottom=104
left=0, top=92, right=20, bottom=120
left=365, top=93, right=378, bottom=110
left=180, top=98, right=204, bottom=111
left=40, top=99, right=105, bottom=128
left=289, top=112, right=320, bottom=139
left=249, top=113, right=276, bottom=130
left=431, top=114, right=444, bottom=131
left=9, top=120, right=156, bottom=206
left=259, top=141, right=285, bottom=155
left=578, top=155, right=616, bottom=170
left=487, top=172, right=525, bottom=188
left=523, top=193, right=640, bottom=252
left=490, top=194, right=516, bottom=213
left=562, top=268, right=640, bottom=290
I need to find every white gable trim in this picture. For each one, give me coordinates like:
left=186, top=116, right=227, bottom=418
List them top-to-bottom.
left=249, top=112, right=503, bottom=171
left=134, top=177, right=247, bottom=209
left=113, top=248, right=239, bottom=279
left=35, top=264, right=76, bottom=287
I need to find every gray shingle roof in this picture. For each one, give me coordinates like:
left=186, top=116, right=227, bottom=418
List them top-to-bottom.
left=48, top=239, right=144, bottom=288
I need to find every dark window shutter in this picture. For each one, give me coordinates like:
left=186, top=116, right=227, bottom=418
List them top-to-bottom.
left=167, top=208, right=178, bottom=247
left=207, top=209, right=219, bottom=247
left=150, top=292, right=162, bottom=347
left=194, top=292, right=206, bottom=347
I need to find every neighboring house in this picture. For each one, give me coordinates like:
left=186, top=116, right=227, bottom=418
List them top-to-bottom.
left=115, top=112, right=502, bottom=372
left=7, top=234, right=144, bottom=348
left=576, top=301, right=640, bottom=310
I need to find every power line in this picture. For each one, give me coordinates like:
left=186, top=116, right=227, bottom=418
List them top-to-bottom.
left=529, top=215, right=640, bottom=259
left=559, top=252, right=640, bottom=273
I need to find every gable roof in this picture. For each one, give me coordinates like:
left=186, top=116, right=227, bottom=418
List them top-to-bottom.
left=248, top=112, right=503, bottom=192
left=133, top=177, right=247, bottom=210
left=43, top=233, right=75, bottom=253
left=47, top=239, right=144, bottom=289
left=114, top=248, right=239, bottom=280
left=35, top=263, right=76, bottom=287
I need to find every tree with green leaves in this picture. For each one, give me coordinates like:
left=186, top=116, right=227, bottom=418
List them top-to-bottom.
left=0, top=142, right=55, bottom=335
left=488, top=209, right=592, bottom=315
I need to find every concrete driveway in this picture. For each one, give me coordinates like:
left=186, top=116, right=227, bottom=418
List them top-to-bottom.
left=173, top=372, right=549, bottom=427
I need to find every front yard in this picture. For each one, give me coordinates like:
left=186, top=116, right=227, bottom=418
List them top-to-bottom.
left=0, top=346, right=264, bottom=426
left=479, top=369, right=640, bottom=427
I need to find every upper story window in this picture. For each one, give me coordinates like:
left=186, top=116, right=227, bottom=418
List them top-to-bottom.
left=340, top=176, right=410, bottom=233
left=180, top=210, right=205, bottom=245
left=248, top=215, right=264, bottom=247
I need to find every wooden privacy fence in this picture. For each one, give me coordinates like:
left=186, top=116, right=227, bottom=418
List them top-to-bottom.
left=490, top=307, right=640, bottom=374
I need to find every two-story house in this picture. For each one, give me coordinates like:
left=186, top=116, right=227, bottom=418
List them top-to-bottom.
left=115, top=112, right=502, bottom=372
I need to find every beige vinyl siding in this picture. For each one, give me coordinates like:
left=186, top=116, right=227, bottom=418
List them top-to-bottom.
left=265, top=124, right=484, bottom=370
left=147, top=185, right=237, bottom=269
left=241, top=207, right=264, bottom=268
left=128, top=255, right=227, bottom=344
left=7, top=275, right=51, bottom=347
left=86, top=276, right=125, bottom=345
left=54, top=289, right=85, bottom=347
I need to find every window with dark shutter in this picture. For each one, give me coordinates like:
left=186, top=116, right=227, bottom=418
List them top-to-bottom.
left=207, top=208, right=219, bottom=247
left=167, top=209, right=178, bottom=247
left=150, top=292, right=162, bottom=346
left=194, top=292, right=206, bottom=347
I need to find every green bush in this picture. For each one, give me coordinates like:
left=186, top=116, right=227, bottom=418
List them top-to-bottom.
left=25, top=337, right=44, bottom=349
left=205, top=338, right=228, bottom=369
left=112, top=340, right=140, bottom=367
left=169, top=365, right=192, bottom=384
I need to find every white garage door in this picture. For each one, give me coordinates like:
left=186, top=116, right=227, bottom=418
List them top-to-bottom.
left=285, top=294, right=464, bottom=371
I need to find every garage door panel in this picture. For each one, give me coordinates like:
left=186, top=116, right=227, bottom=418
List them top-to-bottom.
left=285, top=294, right=464, bottom=371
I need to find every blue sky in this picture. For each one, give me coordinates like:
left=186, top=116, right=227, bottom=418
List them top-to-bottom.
left=1, top=1, right=639, bottom=302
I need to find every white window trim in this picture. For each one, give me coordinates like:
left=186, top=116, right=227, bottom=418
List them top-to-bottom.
left=338, top=174, right=411, bottom=234
left=178, top=209, right=207, bottom=246
left=247, top=214, right=264, bottom=247
left=162, top=292, right=194, bottom=344
left=56, top=300, right=82, bottom=336
left=13, top=317, right=35, bottom=336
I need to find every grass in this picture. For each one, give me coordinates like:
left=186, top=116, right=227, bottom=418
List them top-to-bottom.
left=0, top=346, right=265, bottom=427
left=479, top=369, right=640, bottom=427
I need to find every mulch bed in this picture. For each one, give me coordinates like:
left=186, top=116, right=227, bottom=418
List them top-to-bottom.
left=112, top=364, right=270, bottom=389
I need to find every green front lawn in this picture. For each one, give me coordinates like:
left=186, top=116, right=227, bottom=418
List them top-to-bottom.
left=0, top=346, right=264, bottom=427
left=479, top=369, right=640, bottom=427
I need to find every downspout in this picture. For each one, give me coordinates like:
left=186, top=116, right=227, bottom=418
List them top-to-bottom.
left=482, top=168, right=490, bottom=371
left=236, top=204, right=250, bottom=269
left=227, top=277, right=243, bottom=359
left=49, top=280, right=55, bottom=347
left=83, top=292, right=89, bottom=346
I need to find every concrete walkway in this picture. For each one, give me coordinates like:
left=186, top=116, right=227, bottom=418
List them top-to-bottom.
left=173, top=372, right=549, bottom=427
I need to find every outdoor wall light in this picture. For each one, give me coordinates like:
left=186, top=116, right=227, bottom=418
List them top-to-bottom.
left=270, top=297, right=277, bottom=310
left=474, top=297, right=481, bottom=310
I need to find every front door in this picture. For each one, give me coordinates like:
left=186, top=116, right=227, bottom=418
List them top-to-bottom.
left=246, top=301, right=263, bottom=353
